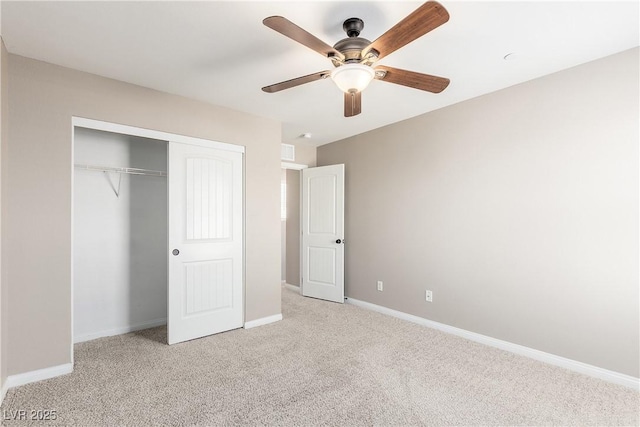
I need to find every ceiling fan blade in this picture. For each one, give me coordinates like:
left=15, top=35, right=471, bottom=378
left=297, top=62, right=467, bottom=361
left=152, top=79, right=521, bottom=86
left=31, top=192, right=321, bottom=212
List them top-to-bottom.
left=363, top=1, right=449, bottom=61
left=264, top=16, right=345, bottom=60
left=375, top=65, right=449, bottom=93
left=262, top=71, right=331, bottom=93
left=344, top=91, right=362, bottom=117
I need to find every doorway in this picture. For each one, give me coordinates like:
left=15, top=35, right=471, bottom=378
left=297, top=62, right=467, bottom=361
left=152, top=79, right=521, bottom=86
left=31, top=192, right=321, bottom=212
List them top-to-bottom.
left=73, top=127, right=168, bottom=343
left=281, top=162, right=345, bottom=303
left=281, top=165, right=306, bottom=289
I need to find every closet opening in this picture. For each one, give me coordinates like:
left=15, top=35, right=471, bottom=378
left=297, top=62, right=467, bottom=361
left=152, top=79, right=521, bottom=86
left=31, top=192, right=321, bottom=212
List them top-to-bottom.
left=71, top=118, right=246, bottom=356
left=73, top=127, right=169, bottom=344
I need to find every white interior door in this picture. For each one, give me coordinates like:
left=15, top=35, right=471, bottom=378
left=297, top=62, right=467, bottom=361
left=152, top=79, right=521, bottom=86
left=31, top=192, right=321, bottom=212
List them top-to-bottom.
left=168, top=141, right=243, bottom=344
left=302, top=164, right=345, bottom=303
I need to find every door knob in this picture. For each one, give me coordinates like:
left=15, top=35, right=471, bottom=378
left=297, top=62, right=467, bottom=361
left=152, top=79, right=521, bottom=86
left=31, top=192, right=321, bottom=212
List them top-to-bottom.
left=336, top=239, right=344, bottom=244
left=172, top=249, right=180, bottom=256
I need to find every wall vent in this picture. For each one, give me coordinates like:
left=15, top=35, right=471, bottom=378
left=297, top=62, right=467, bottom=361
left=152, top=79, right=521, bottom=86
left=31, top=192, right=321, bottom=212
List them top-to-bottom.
left=281, top=144, right=295, bottom=161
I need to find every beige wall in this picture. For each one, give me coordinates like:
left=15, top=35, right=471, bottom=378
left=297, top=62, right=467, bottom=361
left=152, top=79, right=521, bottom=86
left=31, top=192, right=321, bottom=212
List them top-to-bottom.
left=0, top=38, right=7, bottom=392
left=318, top=48, right=639, bottom=377
left=4, top=54, right=282, bottom=376
left=288, top=141, right=316, bottom=167
left=285, top=169, right=301, bottom=286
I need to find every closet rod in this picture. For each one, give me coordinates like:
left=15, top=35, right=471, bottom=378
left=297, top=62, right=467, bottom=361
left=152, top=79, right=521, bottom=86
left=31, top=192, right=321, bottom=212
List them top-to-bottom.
left=74, top=164, right=167, bottom=177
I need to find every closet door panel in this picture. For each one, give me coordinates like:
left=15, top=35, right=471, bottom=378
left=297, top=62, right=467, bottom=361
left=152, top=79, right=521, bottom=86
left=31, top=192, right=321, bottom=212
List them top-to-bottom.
left=168, top=142, right=243, bottom=345
left=185, top=157, right=232, bottom=241
left=183, top=259, right=232, bottom=314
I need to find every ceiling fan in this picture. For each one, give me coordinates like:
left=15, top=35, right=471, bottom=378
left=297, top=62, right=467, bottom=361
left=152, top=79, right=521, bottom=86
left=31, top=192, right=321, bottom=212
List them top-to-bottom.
left=261, top=1, right=450, bottom=117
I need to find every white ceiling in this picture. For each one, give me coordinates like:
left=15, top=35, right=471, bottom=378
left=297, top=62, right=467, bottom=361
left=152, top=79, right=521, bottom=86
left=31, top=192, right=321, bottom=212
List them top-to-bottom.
left=2, top=1, right=638, bottom=147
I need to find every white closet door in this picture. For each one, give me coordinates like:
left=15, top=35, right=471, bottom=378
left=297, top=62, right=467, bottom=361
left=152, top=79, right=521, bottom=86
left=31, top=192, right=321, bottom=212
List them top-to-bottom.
left=168, top=141, right=243, bottom=345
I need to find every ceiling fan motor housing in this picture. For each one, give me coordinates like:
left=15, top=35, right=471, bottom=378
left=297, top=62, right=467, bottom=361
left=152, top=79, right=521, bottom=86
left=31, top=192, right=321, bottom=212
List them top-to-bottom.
left=332, top=18, right=377, bottom=66
left=333, top=37, right=371, bottom=63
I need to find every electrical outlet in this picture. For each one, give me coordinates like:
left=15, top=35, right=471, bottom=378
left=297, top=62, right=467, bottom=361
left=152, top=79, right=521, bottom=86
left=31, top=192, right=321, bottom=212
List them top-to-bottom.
left=377, top=281, right=383, bottom=292
left=425, top=290, right=433, bottom=302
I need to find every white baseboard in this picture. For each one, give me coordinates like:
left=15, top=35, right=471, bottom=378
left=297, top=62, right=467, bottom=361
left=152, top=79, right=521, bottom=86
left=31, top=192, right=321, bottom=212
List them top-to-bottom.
left=283, top=283, right=300, bottom=293
left=346, top=297, right=639, bottom=390
left=244, top=313, right=283, bottom=329
left=74, top=318, right=167, bottom=343
left=4, top=363, right=74, bottom=391
left=1, top=380, right=8, bottom=406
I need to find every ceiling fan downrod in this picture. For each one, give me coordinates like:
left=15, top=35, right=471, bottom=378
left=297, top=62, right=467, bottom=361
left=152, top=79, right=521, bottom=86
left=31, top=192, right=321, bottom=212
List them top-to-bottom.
left=343, top=18, right=364, bottom=38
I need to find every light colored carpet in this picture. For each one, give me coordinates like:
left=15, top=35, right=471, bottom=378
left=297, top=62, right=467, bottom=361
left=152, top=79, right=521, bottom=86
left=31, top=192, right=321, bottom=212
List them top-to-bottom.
left=2, top=286, right=638, bottom=426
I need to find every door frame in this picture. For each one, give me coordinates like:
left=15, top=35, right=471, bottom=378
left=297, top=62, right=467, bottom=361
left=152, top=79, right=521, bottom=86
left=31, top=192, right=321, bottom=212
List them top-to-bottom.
left=70, top=117, right=245, bottom=364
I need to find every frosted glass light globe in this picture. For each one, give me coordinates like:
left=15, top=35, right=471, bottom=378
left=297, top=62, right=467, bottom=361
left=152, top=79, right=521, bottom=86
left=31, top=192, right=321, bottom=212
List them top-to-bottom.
left=331, top=63, right=375, bottom=93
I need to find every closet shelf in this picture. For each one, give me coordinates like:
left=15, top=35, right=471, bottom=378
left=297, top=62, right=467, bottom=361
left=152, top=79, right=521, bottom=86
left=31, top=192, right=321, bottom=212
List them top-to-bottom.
left=74, top=164, right=167, bottom=177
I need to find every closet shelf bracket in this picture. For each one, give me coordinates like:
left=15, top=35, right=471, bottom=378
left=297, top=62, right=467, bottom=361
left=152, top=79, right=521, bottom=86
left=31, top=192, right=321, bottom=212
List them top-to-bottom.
left=75, top=164, right=166, bottom=198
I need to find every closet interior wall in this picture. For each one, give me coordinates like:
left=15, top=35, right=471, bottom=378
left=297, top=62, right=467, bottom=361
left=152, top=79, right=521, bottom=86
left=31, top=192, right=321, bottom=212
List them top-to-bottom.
left=73, top=127, right=168, bottom=343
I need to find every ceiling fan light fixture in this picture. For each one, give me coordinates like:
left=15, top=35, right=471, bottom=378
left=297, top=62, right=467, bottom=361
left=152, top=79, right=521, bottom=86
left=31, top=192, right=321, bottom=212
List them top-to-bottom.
left=330, top=63, right=375, bottom=93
